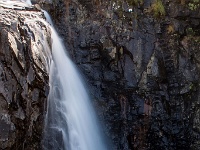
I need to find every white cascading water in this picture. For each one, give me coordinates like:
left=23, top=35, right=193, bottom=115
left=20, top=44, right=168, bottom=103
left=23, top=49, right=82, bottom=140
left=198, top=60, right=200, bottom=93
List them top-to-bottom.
left=0, top=0, right=32, bottom=8
left=1, top=0, right=107, bottom=149
left=42, top=12, right=107, bottom=150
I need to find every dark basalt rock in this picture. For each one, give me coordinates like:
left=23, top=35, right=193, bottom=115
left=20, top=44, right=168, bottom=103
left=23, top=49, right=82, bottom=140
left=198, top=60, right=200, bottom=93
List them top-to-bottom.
left=0, top=0, right=200, bottom=150
left=48, top=0, right=200, bottom=149
left=0, top=6, right=50, bottom=150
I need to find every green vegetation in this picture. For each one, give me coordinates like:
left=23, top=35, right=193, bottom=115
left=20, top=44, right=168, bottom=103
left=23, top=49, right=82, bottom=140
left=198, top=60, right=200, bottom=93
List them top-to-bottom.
left=111, top=0, right=166, bottom=19
left=151, top=0, right=166, bottom=18
left=177, top=0, right=200, bottom=11
left=188, top=0, right=200, bottom=10
left=186, top=27, right=196, bottom=36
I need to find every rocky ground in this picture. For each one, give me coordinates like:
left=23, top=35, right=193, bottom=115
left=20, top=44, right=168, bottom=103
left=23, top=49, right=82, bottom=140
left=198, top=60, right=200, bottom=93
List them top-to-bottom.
left=0, top=0, right=200, bottom=149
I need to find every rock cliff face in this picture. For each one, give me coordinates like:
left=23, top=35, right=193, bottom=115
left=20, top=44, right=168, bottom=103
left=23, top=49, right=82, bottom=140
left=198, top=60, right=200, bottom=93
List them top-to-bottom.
left=0, top=0, right=200, bottom=150
left=43, top=0, right=200, bottom=149
left=0, top=4, right=50, bottom=149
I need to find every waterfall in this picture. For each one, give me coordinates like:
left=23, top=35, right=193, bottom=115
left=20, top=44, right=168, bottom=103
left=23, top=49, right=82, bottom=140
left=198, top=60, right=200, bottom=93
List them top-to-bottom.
left=0, top=0, right=32, bottom=9
left=24, top=0, right=32, bottom=5
left=1, top=1, right=108, bottom=149
left=42, top=10, right=107, bottom=150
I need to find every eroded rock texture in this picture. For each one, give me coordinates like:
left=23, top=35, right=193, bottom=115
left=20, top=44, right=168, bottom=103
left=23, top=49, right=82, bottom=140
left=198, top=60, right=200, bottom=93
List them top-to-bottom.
left=42, top=0, right=200, bottom=149
left=0, top=5, right=50, bottom=150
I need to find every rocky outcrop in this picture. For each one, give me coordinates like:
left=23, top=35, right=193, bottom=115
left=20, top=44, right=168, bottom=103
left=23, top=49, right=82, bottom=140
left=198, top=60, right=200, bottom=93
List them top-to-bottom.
left=0, top=0, right=200, bottom=149
left=45, top=0, right=200, bottom=149
left=0, top=5, right=50, bottom=149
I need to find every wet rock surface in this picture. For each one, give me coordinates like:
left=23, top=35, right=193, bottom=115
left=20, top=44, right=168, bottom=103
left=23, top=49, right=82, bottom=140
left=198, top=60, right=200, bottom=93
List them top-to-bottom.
left=47, top=0, right=200, bottom=149
left=0, top=5, right=50, bottom=150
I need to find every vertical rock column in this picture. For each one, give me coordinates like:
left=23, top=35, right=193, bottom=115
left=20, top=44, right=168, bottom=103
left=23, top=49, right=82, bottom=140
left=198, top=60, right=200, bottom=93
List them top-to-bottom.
left=0, top=7, right=50, bottom=150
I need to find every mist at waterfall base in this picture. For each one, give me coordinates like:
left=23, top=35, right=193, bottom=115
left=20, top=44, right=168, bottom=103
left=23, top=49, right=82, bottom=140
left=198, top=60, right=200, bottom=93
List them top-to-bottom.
left=42, top=11, right=108, bottom=150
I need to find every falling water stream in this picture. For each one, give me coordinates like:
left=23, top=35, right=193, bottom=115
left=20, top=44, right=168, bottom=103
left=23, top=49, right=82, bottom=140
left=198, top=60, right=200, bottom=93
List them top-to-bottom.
left=0, top=1, right=107, bottom=150
left=42, top=12, right=107, bottom=150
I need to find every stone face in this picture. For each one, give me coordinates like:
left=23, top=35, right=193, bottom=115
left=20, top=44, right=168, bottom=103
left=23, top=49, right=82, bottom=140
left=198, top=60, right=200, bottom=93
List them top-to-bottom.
left=0, top=0, right=200, bottom=150
left=48, top=0, right=200, bottom=149
left=0, top=5, right=50, bottom=149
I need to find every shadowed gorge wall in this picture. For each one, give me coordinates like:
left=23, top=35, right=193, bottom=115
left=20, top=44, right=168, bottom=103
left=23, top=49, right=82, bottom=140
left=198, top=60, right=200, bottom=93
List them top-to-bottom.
left=0, top=0, right=200, bottom=149
left=45, top=0, right=200, bottom=149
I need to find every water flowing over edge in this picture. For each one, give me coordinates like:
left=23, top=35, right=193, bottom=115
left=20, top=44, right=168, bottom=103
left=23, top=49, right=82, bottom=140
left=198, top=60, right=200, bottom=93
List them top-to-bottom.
left=0, top=0, right=32, bottom=9
left=0, top=1, right=109, bottom=149
left=42, top=9, right=108, bottom=150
